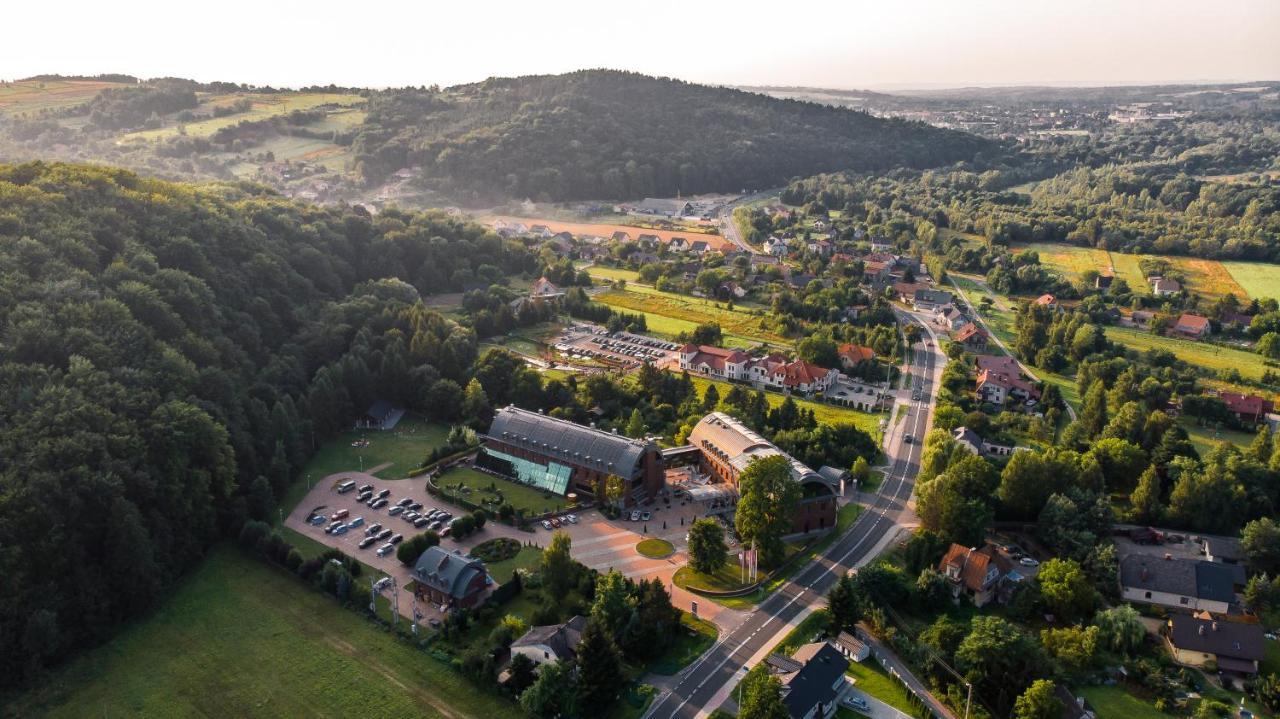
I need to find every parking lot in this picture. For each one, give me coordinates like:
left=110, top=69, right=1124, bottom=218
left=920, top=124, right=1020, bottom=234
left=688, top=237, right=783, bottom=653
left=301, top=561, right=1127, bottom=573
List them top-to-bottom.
left=552, top=323, right=681, bottom=369
left=284, top=471, right=527, bottom=622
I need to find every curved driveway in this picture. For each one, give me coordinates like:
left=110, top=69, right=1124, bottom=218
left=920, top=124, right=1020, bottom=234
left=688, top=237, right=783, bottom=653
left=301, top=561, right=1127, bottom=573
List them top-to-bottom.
left=644, top=311, right=943, bottom=719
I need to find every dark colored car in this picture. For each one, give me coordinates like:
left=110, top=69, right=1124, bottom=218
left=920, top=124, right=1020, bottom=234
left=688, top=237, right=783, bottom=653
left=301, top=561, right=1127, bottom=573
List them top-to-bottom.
left=376, top=489, right=391, bottom=499
left=377, top=529, right=393, bottom=540
left=389, top=534, right=404, bottom=545
left=359, top=536, right=377, bottom=549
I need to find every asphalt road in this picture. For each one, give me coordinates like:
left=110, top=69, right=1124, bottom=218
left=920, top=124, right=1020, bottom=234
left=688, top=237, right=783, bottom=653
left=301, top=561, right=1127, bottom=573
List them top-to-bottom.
left=715, top=189, right=783, bottom=253
left=644, top=312, right=943, bottom=719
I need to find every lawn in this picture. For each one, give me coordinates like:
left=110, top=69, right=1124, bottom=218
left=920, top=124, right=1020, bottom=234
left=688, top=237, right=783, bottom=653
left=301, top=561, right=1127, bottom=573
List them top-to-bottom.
left=1223, top=260, right=1280, bottom=302
left=585, top=265, right=642, bottom=284
left=596, top=287, right=788, bottom=347
left=1104, top=326, right=1271, bottom=382
left=688, top=375, right=887, bottom=438
left=1179, top=417, right=1258, bottom=455
left=435, top=466, right=569, bottom=515
left=637, top=538, right=676, bottom=558
left=485, top=545, right=543, bottom=583
left=2, top=547, right=514, bottom=719
left=647, top=614, right=719, bottom=676
left=1262, top=636, right=1280, bottom=677
left=1079, top=685, right=1175, bottom=719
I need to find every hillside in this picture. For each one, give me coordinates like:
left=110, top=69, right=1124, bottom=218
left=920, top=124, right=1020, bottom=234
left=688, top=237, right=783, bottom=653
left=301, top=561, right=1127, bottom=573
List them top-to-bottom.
left=351, top=70, right=998, bottom=200
left=0, top=162, right=532, bottom=687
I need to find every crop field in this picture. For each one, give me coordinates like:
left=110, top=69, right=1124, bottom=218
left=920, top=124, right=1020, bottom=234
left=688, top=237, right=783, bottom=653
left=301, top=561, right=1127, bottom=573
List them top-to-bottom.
left=0, top=79, right=129, bottom=116
left=122, top=92, right=366, bottom=141
left=1022, top=242, right=1259, bottom=300
left=1221, top=260, right=1280, bottom=301
left=597, top=286, right=788, bottom=346
left=1104, top=326, right=1272, bottom=382
left=2, top=547, right=515, bottom=719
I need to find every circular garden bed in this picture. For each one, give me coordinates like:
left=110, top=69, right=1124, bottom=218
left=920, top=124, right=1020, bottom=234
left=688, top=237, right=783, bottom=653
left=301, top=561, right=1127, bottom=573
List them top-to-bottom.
left=471, top=537, right=521, bottom=564
left=636, top=538, right=675, bottom=559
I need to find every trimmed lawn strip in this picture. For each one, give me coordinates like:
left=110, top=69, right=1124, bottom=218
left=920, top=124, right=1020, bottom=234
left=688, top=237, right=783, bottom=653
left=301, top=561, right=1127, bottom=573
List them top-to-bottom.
left=435, top=466, right=569, bottom=515
left=484, top=545, right=543, bottom=584
left=2, top=547, right=513, bottom=719
left=647, top=614, right=719, bottom=676
left=1078, top=685, right=1175, bottom=719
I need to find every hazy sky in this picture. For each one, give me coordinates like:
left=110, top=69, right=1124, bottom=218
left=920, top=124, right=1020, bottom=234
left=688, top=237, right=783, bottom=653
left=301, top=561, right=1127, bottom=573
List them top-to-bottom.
left=6, top=0, right=1278, bottom=89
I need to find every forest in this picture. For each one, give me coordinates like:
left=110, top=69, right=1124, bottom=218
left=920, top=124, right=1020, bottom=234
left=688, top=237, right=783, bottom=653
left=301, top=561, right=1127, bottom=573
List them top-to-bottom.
left=348, top=70, right=999, bottom=201
left=0, top=161, right=535, bottom=686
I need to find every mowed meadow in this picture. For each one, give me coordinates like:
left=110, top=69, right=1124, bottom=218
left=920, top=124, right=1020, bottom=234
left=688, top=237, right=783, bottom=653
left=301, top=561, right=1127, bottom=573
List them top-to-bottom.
left=0, top=79, right=130, bottom=116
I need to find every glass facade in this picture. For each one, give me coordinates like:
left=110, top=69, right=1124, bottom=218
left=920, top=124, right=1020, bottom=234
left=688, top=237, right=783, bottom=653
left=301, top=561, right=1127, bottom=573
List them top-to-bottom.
left=482, top=448, right=572, bottom=495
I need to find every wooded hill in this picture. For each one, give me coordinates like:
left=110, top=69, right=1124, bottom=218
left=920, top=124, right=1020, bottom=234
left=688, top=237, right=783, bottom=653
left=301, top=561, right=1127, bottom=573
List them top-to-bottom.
left=350, top=70, right=999, bottom=200
left=0, top=162, right=536, bottom=686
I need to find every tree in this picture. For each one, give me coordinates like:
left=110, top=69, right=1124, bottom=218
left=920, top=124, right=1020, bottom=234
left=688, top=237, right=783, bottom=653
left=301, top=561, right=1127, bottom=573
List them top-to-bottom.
left=461, top=378, right=492, bottom=427
left=1077, top=379, right=1108, bottom=440
left=702, top=382, right=720, bottom=411
left=625, top=407, right=646, bottom=438
left=1089, top=438, right=1147, bottom=493
left=735, top=455, right=801, bottom=567
left=851, top=456, right=870, bottom=484
left=1127, top=465, right=1163, bottom=523
left=602, top=474, right=626, bottom=509
left=916, top=474, right=993, bottom=546
left=1242, top=517, right=1280, bottom=574
left=687, top=518, right=728, bottom=574
left=396, top=531, right=440, bottom=565
left=542, top=531, right=575, bottom=597
left=1036, top=558, right=1096, bottom=622
left=915, top=568, right=951, bottom=611
left=590, top=570, right=635, bottom=639
left=827, top=574, right=865, bottom=633
left=1092, top=605, right=1145, bottom=655
left=956, top=617, right=1045, bottom=715
left=576, top=619, right=625, bottom=717
left=1040, top=626, right=1099, bottom=672
left=507, top=652, right=537, bottom=695
left=519, top=659, right=578, bottom=718
left=738, top=663, right=789, bottom=719
left=1256, top=673, right=1280, bottom=714
left=1013, top=680, right=1063, bottom=719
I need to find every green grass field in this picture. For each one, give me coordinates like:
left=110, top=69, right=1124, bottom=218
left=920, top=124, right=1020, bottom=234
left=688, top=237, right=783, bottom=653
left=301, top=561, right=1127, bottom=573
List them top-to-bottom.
left=122, top=92, right=365, bottom=141
left=1222, top=261, right=1280, bottom=302
left=585, top=265, right=642, bottom=284
left=597, top=286, right=788, bottom=347
left=1104, top=326, right=1270, bottom=381
left=688, top=375, right=886, bottom=438
left=1179, top=417, right=1258, bottom=455
left=435, top=466, right=569, bottom=515
left=483, top=545, right=543, bottom=583
left=2, top=547, right=514, bottom=719
left=648, top=614, right=719, bottom=676
left=1078, top=686, right=1174, bottom=719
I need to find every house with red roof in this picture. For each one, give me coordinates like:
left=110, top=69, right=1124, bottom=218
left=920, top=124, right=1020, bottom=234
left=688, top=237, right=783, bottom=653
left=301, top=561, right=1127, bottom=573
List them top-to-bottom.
left=1034, top=293, right=1057, bottom=308
left=1173, top=313, right=1211, bottom=339
left=953, top=322, right=990, bottom=351
left=837, top=343, right=875, bottom=370
left=678, top=345, right=839, bottom=395
left=977, top=368, right=1042, bottom=406
left=1218, top=391, right=1274, bottom=425
left=938, top=543, right=1016, bottom=607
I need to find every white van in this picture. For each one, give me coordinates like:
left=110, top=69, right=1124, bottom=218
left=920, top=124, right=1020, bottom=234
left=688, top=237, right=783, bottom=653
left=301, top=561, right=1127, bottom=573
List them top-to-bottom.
left=336, top=479, right=356, bottom=494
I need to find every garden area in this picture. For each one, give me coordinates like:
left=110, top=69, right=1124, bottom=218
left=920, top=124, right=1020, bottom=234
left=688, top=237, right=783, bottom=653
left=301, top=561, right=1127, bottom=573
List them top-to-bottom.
left=434, top=466, right=569, bottom=516
left=471, top=538, right=543, bottom=581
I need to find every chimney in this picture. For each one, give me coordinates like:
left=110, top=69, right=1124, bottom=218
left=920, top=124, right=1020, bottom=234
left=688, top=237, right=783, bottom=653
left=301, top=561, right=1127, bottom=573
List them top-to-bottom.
left=1211, top=621, right=1219, bottom=631
left=1199, top=625, right=1206, bottom=635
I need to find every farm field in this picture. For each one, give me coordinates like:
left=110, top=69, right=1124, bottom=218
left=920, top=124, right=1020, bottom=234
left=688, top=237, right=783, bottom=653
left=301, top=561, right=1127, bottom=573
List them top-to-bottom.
left=0, top=79, right=129, bottom=116
left=122, top=92, right=366, bottom=141
left=484, top=216, right=734, bottom=252
left=1021, top=242, right=1261, bottom=300
left=1221, top=260, right=1280, bottom=301
left=584, top=264, right=642, bottom=283
left=597, top=286, right=788, bottom=346
left=1104, top=326, right=1271, bottom=382
left=687, top=375, right=886, bottom=437
left=1, top=547, right=514, bottom=719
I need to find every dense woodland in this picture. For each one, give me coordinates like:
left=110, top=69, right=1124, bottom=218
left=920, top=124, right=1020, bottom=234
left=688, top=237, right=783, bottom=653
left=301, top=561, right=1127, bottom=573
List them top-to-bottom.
left=347, top=70, right=998, bottom=200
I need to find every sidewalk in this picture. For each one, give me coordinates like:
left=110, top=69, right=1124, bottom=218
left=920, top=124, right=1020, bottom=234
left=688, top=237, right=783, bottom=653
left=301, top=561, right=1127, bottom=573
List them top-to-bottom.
left=856, top=624, right=958, bottom=719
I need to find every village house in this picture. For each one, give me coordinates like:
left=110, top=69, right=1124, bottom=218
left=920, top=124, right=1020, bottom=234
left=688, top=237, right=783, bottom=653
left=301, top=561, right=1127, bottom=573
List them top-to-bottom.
left=633, top=197, right=693, bottom=218
left=528, top=224, right=553, bottom=238
left=611, top=230, right=631, bottom=243
left=636, top=233, right=660, bottom=248
left=668, top=236, right=689, bottom=252
left=765, top=236, right=789, bottom=257
left=689, top=239, right=710, bottom=254
left=1095, top=274, right=1114, bottom=293
left=529, top=276, right=565, bottom=301
left=1151, top=276, right=1182, bottom=297
left=892, top=281, right=928, bottom=303
left=912, top=288, right=954, bottom=312
left=1033, top=293, right=1057, bottom=309
left=935, top=305, right=969, bottom=332
left=1172, top=313, right=1211, bottom=339
left=954, top=322, right=990, bottom=351
left=837, top=343, right=875, bottom=370
left=677, top=345, right=839, bottom=395
left=976, top=367, right=1042, bottom=406
left=1217, top=391, right=1275, bottom=425
left=356, top=399, right=406, bottom=430
left=953, top=427, right=1016, bottom=458
left=938, top=543, right=1017, bottom=607
left=409, top=547, right=490, bottom=610
left=1119, top=555, right=1243, bottom=614
left=510, top=615, right=588, bottom=668
left=1165, top=615, right=1265, bottom=676
left=774, top=642, right=852, bottom=719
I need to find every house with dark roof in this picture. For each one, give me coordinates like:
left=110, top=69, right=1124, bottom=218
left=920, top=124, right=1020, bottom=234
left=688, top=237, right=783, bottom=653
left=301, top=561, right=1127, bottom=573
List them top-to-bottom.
left=633, top=198, right=692, bottom=217
left=611, top=230, right=631, bottom=243
left=668, top=236, right=689, bottom=252
left=689, top=239, right=710, bottom=254
left=1095, top=274, right=1114, bottom=293
left=1151, top=276, right=1182, bottom=297
left=913, top=288, right=954, bottom=311
left=935, top=305, right=969, bottom=332
left=1173, top=313, right=1211, bottom=339
left=1217, top=391, right=1274, bottom=425
left=357, top=399, right=405, bottom=430
left=478, top=406, right=664, bottom=506
left=410, top=547, right=489, bottom=609
left=1119, top=555, right=1243, bottom=613
left=511, top=615, right=588, bottom=667
left=1165, top=615, right=1265, bottom=675
left=832, top=631, right=870, bottom=662
left=773, top=642, right=852, bottom=719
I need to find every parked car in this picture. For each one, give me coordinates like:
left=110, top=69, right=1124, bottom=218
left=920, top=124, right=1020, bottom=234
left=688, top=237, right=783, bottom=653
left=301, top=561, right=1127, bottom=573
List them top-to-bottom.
left=358, top=483, right=373, bottom=494
left=376, top=489, right=391, bottom=499
left=357, top=490, right=373, bottom=501
left=397, top=497, right=413, bottom=507
left=371, top=498, right=389, bottom=509
left=409, top=502, right=423, bottom=511
left=388, top=506, right=404, bottom=516
left=330, top=509, right=349, bottom=521
left=630, top=511, right=641, bottom=521
left=641, top=511, right=651, bottom=522
left=402, top=512, right=418, bottom=522
left=565, top=514, right=578, bottom=524
left=309, top=515, right=326, bottom=526
left=346, top=516, right=364, bottom=528
left=414, top=517, right=431, bottom=528
left=550, top=518, right=561, bottom=528
left=430, top=520, right=443, bottom=531
left=542, top=520, right=553, bottom=530
left=326, top=521, right=343, bottom=533
left=366, top=523, right=382, bottom=536
left=332, top=524, right=349, bottom=535
left=441, top=526, right=451, bottom=537
left=377, top=529, right=393, bottom=540
left=390, top=534, right=404, bottom=545
left=358, top=536, right=377, bottom=549
left=376, top=543, right=395, bottom=556
left=1019, top=557, right=1040, bottom=567
left=843, top=695, right=869, bottom=712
